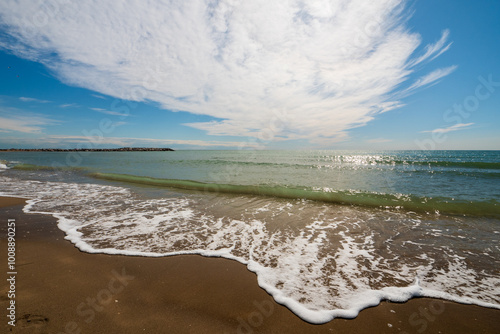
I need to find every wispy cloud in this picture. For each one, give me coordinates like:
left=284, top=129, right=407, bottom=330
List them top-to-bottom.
left=0, top=0, right=454, bottom=145
left=410, top=30, right=453, bottom=66
left=401, top=65, right=457, bottom=96
left=91, top=94, right=107, bottom=100
left=19, top=96, right=50, bottom=103
left=60, top=103, right=79, bottom=108
left=90, top=107, right=130, bottom=117
left=0, top=108, right=59, bottom=133
left=111, top=121, right=127, bottom=128
left=421, top=123, right=474, bottom=134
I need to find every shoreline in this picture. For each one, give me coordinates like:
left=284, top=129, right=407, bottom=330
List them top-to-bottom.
left=1, top=196, right=499, bottom=333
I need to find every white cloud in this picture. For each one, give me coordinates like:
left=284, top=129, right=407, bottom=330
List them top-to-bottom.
left=0, top=0, right=454, bottom=145
left=410, top=30, right=452, bottom=66
left=401, top=65, right=457, bottom=95
left=19, top=96, right=50, bottom=103
left=60, top=103, right=79, bottom=108
left=90, top=107, right=130, bottom=117
left=0, top=108, right=59, bottom=133
left=110, top=121, right=127, bottom=128
left=421, top=123, right=474, bottom=134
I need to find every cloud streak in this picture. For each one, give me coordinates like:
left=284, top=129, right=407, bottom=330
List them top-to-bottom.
left=0, top=0, right=454, bottom=145
left=410, top=29, right=452, bottom=66
left=401, top=65, right=457, bottom=95
left=19, top=96, right=50, bottom=103
left=60, top=103, right=79, bottom=108
left=90, top=107, right=130, bottom=117
left=0, top=108, right=59, bottom=133
left=421, top=123, right=474, bottom=134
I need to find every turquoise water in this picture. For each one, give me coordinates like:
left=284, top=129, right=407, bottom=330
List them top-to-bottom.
left=1, top=150, right=499, bottom=323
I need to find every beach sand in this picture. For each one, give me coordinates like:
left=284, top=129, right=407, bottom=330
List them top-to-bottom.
left=1, top=196, right=499, bottom=333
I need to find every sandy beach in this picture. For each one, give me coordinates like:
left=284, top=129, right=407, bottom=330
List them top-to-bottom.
left=1, top=196, right=499, bottom=333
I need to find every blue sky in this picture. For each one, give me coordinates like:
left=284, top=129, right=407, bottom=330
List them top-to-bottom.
left=0, top=0, right=499, bottom=150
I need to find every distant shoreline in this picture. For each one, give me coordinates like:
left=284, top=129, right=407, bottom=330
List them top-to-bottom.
left=0, top=147, right=174, bottom=152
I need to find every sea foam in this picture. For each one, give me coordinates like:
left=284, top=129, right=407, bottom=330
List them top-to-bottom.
left=1, top=175, right=499, bottom=324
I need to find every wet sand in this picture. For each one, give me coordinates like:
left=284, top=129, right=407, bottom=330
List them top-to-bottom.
left=0, top=196, right=499, bottom=333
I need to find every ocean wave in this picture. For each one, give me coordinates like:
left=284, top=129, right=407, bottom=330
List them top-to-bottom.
left=158, top=156, right=500, bottom=170
left=12, top=163, right=88, bottom=172
left=90, top=172, right=500, bottom=217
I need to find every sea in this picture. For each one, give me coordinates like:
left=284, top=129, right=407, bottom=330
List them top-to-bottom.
left=1, top=150, right=499, bottom=323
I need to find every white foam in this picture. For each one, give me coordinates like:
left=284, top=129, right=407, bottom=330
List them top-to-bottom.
left=0, top=163, right=9, bottom=171
left=1, top=175, right=499, bottom=324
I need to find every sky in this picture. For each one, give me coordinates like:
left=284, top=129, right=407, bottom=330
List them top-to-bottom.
left=0, top=0, right=499, bottom=150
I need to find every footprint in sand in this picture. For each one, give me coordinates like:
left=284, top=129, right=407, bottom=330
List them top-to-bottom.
left=16, top=314, right=49, bottom=329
